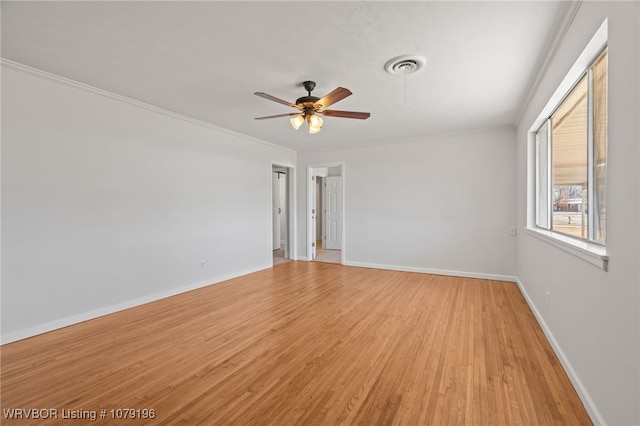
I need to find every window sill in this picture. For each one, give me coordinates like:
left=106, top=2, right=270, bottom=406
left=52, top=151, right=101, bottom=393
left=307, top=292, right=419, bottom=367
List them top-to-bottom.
left=524, top=227, right=609, bottom=271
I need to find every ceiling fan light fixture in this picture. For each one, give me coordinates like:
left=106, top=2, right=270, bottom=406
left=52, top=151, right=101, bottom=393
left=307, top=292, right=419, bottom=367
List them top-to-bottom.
left=255, top=80, right=369, bottom=135
left=307, top=113, right=323, bottom=129
left=307, top=113, right=323, bottom=134
left=290, top=115, right=304, bottom=130
left=308, top=124, right=322, bottom=134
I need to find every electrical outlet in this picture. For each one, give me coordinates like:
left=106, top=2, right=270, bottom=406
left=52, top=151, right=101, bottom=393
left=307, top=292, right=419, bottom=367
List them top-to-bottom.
left=509, top=226, right=517, bottom=236
left=200, top=261, right=206, bottom=269
left=546, top=291, right=551, bottom=309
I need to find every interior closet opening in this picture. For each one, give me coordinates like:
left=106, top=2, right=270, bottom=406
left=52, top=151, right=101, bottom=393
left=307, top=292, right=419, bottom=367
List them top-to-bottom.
left=272, top=165, right=292, bottom=265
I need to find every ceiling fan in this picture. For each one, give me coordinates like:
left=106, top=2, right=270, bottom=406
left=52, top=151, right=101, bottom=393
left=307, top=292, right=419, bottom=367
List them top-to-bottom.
left=254, top=81, right=370, bottom=134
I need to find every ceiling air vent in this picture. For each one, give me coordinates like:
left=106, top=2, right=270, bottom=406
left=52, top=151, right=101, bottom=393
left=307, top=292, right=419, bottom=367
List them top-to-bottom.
left=384, top=55, right=426, bottom=75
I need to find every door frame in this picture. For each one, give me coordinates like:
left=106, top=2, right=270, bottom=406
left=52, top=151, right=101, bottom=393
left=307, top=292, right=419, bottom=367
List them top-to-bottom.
left=272, top=163, right=296, bottom=263
left=307, top=163, right=345, bottom=264
left=272, top=170, right=282, bottom=251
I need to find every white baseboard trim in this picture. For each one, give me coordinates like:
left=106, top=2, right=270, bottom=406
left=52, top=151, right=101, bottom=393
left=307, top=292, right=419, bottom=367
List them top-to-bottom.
left=342, top=260, right=517, bottom=282
left=1, top=265, right=270, bottom=345
left=514, top=278, right=605, bottom=426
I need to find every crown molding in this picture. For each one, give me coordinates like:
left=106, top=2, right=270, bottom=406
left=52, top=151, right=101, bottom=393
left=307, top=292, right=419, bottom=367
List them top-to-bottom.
left=514, top=0, right=582, bottom=125
left=1, top=58, right=296, bottom=155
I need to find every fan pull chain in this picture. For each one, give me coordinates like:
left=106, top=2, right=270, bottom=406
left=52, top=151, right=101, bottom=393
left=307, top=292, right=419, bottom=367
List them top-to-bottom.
left=385, top=56, right=425, bottom=104
left=403, top=67, right=407, bottom=104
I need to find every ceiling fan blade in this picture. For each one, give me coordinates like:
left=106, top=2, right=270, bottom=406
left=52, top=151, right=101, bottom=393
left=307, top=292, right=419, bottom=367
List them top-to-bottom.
left=314, top=87, right=352, bottom=109
left=254, top=92, right=300, bottom=109
left=321, top=110, right=371, bottom=119
left=254, top=112, right=302, bottom=120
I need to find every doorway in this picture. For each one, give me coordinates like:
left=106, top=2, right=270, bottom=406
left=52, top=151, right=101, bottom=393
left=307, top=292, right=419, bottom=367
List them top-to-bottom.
left=273, top=165, right=293, bottom=265
left=308, top=165, right=343, bottom=264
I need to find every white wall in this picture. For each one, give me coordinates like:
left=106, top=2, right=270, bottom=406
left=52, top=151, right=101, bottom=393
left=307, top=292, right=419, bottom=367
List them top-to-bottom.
left=515, top=2, right=639, bottom=425
left=1, top=63, right=295, bottom=342
left=297, top=128, right=517, bottom=279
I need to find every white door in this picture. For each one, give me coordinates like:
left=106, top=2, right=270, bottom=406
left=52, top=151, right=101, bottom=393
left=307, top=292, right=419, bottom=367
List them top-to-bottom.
left=272, top=172, right=280, bottom=250
left=279, top=174, right=288, bottom=257
left=311, top=176, right=317, bottom=260
left=324, top=176, right=343, bottom=250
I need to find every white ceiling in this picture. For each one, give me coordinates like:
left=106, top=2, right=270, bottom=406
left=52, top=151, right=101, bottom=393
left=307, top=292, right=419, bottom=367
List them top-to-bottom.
left=1, top=1, right=573, bottom=153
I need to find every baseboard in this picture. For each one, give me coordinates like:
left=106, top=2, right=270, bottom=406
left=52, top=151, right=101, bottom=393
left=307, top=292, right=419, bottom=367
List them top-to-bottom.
left=342, top=260, right=517, bottom=282
left=0, top=265, right=270, bottom=345
left=514, top=278, right=605, bottom=426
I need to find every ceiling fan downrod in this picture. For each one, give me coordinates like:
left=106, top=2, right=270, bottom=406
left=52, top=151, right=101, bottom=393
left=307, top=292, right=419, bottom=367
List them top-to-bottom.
left=303, top=80, right=316, bottom=96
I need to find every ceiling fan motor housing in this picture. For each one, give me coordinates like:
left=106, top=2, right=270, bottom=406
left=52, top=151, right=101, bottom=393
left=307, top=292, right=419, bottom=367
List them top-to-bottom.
left=295, top=95, right=320, bottom=106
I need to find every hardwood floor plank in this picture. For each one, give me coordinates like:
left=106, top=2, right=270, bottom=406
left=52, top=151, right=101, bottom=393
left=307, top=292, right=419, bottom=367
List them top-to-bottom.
left=1, top=262, right=591, bottom=425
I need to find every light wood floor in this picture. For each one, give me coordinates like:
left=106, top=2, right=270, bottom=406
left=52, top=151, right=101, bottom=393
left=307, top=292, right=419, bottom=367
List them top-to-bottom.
left=315, top=240, right=341, bottom=264
left=272, top=244, right=291, bottom=265
left=1, top=262, right=591, bottom=425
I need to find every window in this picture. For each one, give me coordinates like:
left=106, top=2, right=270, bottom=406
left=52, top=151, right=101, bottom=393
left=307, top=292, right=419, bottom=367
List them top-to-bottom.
left=534, top=48, right=607, bottom=245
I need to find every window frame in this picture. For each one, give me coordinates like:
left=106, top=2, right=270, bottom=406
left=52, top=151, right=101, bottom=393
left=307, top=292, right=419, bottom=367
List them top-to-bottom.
left=526, top=19, right=608, bottom=271
left=535, top=49, right=606, bottom=245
